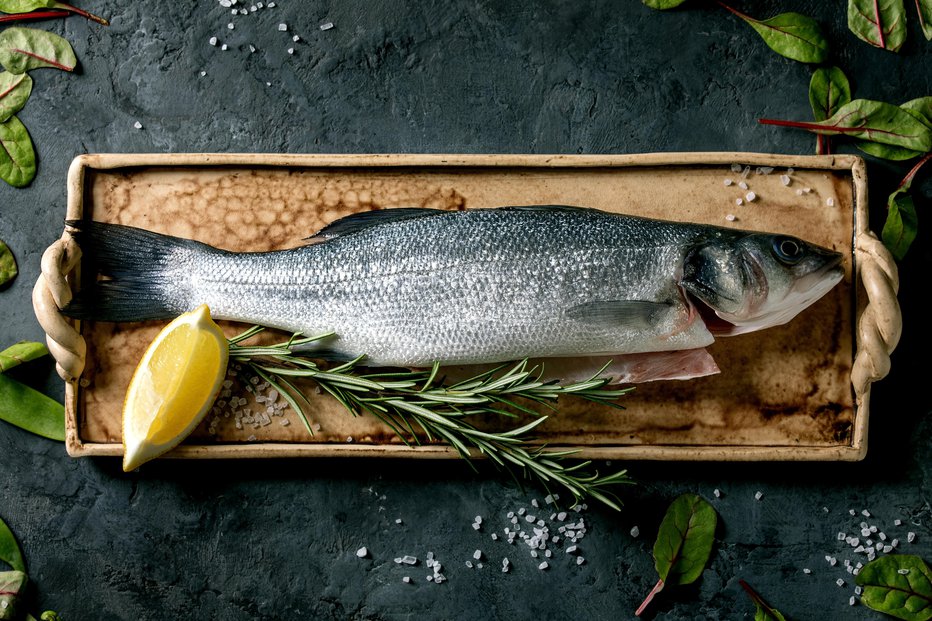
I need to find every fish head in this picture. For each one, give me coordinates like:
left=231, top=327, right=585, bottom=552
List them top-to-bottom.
left=681, top=232, right=844, bottom=336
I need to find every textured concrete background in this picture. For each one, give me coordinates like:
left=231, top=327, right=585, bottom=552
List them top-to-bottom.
left=1, top=1, right=930, bottom=619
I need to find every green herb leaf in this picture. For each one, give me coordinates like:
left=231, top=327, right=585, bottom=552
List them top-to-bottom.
left=0, top=0, right=53, bottom=13
left=641, top=0, right=687, bottom=9
left=848, top=0, right=908, bottom=52
left=917, top=0, right=932, bottom=39
left=720, top=4, right=828, bottom=63
left=0, top=27, right=76, bottom=73
left=809, top=67, right=851, bottom=122
left=0, top=71, right=31, bottom=124
left=857, top=97, right=932, bottom=160
left=760, top=99, right=932, bottom=152
left=0, top=115, right=35, bottom=187
left=882, top=153, right=930, bottom=260
left=0, top=238, right=16, bottom=286
left=0, top=341, right=48, bottom=373
left=0, top=373, right=66, bottom=441
left=636, top=493, right=717, bottom=615
left=654, top=493, right=717, bottom=584
left=0, top=515, right=25, bottom=572
left=856, top=554, right=932, bottom=621
left=0, top=570, right=27, bottom=620
left=739, top=579, right=788, bottom=621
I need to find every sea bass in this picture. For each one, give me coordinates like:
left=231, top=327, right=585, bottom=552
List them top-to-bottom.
left=65, top=206, right=844, bottom=379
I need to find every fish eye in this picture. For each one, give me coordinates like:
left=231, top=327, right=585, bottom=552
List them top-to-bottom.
left=772, top=236, right=804, bottom=265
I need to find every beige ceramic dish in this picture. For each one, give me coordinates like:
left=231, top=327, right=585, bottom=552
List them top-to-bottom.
left=33, top=153, right=900, bottom=462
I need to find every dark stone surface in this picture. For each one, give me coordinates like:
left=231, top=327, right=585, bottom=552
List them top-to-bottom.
left=0, top=1, right=930, bottom=619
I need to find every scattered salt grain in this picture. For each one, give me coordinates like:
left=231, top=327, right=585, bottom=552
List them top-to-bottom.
left=267, top=1, right=275, bottom=6
left=320, top=21, right=334, bottom=30
left=228, top=22, right=235, bottom=29
left=278, top=22, right=288, bottom=31
left=293, top=35, right=301, bottom=42
left=209, top=36, right=218, bottom=46
left=221, top=44, right=228, bottom=51
left=249, top=44, right=257, bottom=52
left=287, top=47, right=295, bottom=54
left=133, top=121, right=143, bottom=130
left=731, top=163, right=742, bottom=173
left=758, top=166, right=774, bottom=175
left=780, top=174, right=791, bottom=186
left=724, top=179, right=733, bottom=186
left=738, top=181, right=749, bottom=190
left=796, top=189, right=804, bottom=196
left=745, top=191, right=756, bottom=202
left=827, top=197, right=835, bottom=207
left=735, top=198, right=743, bottom=206
left=725, top=214, right=736, bottom=222
left=713, top=489, right=722, bottom=498
left=754, top=491, right=763, bottom=501
left=850, top=509, right=857, bottom=516
left=557, top=512, right=567, bottom=521
left=395, top=518, right=403, bottom=525
left=894, top=519, right=903, bottom=526
left=472, top=523, right=481, bottom=531
left=630, top=526, right=640, bottom=538
left=838, top=532, right=846, bottom=541
left=908, top=532, right=917, bottom=543
left=491, top=533, right=498, bottom=541
left=892, top=539, right=899, bottom=547
left=566, top=545, right=578, bottom=554
left=883, top=545, right=893, bottom=553
left=355, top=547, right=368, bottom=558
left=473, top=550, right=482, bottom=560
left=401, top=555, right=417, bottom=565
left=576, top=557, right=585, bottom=565
left=465, top=561, right=473, bottom=568
left=538, top=561, right=549, bottom=570
left=803, top=568, right=811, bottom=574
left=898, top=568, right=910, bottom=575
left=426, top=575, right=433, bottom=582
left=402, top=576, right=411, bottom=583
left=836, top=578, right=845, bottom=587
left=849, top=596, right=856, bottom=606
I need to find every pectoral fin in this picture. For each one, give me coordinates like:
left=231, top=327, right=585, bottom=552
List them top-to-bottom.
left=564, top=300, right=672, bottom=329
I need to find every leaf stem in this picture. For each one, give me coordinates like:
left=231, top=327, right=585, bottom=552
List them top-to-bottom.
left=873, top=0, right=886, bottom=49
left=51, top=2, right=108, bottom=25
left=0, top=10, right=70, bottom=23
left=898, top=152, right=932, bottom=190
left=635, top=578, right=665, bottom=616
left=738, top=579, right=781, bottom=617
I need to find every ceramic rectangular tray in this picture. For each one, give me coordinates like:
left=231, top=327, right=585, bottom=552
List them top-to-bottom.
left=39, top=153, right=901, bottom=461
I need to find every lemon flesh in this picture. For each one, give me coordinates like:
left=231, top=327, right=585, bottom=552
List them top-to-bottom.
left=122, top=304, right=228, bottom=471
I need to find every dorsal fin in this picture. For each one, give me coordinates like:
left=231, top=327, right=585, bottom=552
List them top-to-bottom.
left=307, top=208, right=446, bottom=240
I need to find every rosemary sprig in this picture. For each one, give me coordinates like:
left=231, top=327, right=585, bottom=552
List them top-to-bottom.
left=228, top=327, right=635, bottom=510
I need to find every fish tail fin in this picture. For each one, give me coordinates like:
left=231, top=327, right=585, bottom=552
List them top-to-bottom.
left=62, top=220, right=205, bottom=322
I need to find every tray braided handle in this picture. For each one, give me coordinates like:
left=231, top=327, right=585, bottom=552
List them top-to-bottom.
left=851, top=230, right=901, bottom=402
left=31, top=233, right=86, bottom=382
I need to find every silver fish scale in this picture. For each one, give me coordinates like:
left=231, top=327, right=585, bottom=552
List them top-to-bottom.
left=184, top=208, right=720, bottom=365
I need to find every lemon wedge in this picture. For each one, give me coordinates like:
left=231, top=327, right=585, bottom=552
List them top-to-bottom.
left=122, top=304, right=229, bottom=471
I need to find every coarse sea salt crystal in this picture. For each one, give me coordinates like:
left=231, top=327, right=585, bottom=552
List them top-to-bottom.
left=320, top=21, right=334, bottom=30
left=228, top=22, right=235, bottom=29
left=278, top=22, right=288, bottom=31
left=293, top=35, right=301, bottom=42
left=209, top=36, right=218, bottom=46
left=221, top=44, right=228, bottom=50
left=287, top=47, right=295, bottom=54
left=133, top=121, right=143, bottom=129
left=730, top=163, right=742, bottom=173
left=781, top=174, right=791, bottom=186
left=724, top=179, right=733, bottom=186
left=738, top=181, right=749, bottom=190
left=745, top=191, right=756, bottom=202
left=735, top=198, right=743, bottom=206
left=725, top=214, right=736, bottom=222
left=713, top=489, right=722, bottom=498
left=754, top=491, right=763, bottom=501
left=862, top=510, right=871, bottom=517
left=894, top=519, right=903, bottom=526
left=630, top=526, right=640, bottom=538
left=908, top=532, right=917, bottom=543
left=355, top=547, right=368, bottom=558
left=473, top=550, right=482, bottom=560
left=577, top=557, right=585, bottom=565
left=538, top=561, right=549, bottom=570
left=803, top=568, right=811, bottom=574
left=898, top=568, right=910, bottom=575
left=402, top=576, right=411, bottom=583
left=836, top=578, right=845, bottom=587
left=849, top=596, right=856, bottom=606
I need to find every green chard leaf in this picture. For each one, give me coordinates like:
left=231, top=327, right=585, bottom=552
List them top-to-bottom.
left=0, top=0, right=54, bottom=13
left=641, top=0, right=688, bottom=8
left=848, top=0, right=908, bottom=52
left=917, top=0, right=932, bottom=40
left=721, top=5, right=828, bottom=63
left=0, top=27, right=76, bottom=74
left=809, top=67, right=851, bottom=122
left=0, top=72, right=31, bottom=124
left=858, top=97, right=932, bottom=160
left=903, top=97, right=932, bottom=126
left=760, top=99, right=932, bottom=152
left=0, top=115, right=35, bottom=187
left=882, top=153, right=930, bottom=260
left=0, top=238, right=16, bottom=286
left=0, top=341, right=49, bottom=373
left=0, top=373, right=66, bottom=441
left=635, top=493, right=718, bottom=616
left=0, top=515, right=25, bottom=573
left=856, top=554, right=932, bottom=621
left=0, top=570, right=27, bottom=621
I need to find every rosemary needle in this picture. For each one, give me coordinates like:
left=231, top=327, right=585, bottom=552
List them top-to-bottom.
left=228, top=327, right=634, bottom=510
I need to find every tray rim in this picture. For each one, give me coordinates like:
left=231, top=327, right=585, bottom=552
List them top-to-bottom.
left=57, top=151, right=884, bottom=462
